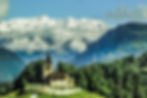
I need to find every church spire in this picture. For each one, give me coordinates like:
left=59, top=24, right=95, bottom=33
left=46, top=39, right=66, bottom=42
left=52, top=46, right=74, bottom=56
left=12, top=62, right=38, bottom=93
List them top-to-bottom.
left=46, top=53, right=52, bottom=64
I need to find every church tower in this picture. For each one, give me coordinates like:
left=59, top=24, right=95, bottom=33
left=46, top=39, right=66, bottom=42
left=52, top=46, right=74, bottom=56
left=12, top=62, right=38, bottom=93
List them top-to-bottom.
left=43, top=54, right=53, bottom=81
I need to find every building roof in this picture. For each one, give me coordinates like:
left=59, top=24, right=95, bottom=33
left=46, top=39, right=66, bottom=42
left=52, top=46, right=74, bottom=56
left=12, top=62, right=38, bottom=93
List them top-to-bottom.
left=48, top=72, right=68, bottom=80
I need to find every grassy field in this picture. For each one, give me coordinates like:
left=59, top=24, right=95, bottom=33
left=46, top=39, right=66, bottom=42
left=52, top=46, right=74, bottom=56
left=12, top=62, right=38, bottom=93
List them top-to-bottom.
left=0, top=91, right=105, bottom=98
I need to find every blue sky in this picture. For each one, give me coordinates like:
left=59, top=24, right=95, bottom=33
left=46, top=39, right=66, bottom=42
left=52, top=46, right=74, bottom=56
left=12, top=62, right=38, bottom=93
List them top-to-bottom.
left=0, top=0, right=147, bottom=64
left=0, top=0, right=147, bottom=54
left=6, top=0, right=147, bottom=22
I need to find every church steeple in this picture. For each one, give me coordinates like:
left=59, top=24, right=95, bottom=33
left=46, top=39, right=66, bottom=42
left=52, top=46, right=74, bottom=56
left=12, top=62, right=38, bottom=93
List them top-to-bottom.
left=46, top=53, right=52, bottom=65
left=42, top=54, right=53, bottom=81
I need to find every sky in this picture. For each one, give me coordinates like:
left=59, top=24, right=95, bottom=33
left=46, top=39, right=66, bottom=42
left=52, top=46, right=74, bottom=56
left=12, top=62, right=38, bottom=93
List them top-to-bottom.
left=0, top=0, right=147, bottom=56
left=1, top=0, right=147, bottom=24
left=7, top=0, right=142, bottom=18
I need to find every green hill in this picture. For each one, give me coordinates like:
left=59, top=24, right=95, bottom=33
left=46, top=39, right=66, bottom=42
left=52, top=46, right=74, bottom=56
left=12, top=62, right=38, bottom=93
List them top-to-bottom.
left=0, top=90, right=104, bottom=98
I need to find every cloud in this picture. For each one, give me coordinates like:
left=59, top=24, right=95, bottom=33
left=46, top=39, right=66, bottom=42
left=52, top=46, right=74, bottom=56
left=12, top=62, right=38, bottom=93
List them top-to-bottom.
left=0, top=0, right=9, bottom=19
left=105, top=5, right=147, bottom=21
left=0, top=16, right=108, bottom=53
left=5, top=37, right=49, bottom=53
left=69, top=39, right=87, bottom=53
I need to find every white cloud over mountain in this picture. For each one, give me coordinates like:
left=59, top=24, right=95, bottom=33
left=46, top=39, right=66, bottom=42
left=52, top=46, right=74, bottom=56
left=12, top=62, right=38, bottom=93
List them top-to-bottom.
left=0, top=16, right=108, bottom=53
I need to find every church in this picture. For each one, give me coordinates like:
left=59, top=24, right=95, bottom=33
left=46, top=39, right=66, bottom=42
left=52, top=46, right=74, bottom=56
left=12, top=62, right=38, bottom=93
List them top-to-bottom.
left=41, top=55, right=75, bottom=88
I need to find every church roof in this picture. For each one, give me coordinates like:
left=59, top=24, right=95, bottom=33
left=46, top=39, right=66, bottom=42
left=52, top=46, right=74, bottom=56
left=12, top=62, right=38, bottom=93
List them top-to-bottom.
left=48, top=72, right=68, bottom=79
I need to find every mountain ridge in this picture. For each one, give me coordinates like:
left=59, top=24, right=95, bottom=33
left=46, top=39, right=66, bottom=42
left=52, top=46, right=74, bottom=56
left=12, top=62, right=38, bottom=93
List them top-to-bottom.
left=73, top=22, right=147, bottom=65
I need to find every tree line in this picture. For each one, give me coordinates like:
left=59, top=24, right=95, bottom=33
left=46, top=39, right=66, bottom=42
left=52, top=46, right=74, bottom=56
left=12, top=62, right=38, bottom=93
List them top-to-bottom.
left=57, top=54, right=147, bottom=98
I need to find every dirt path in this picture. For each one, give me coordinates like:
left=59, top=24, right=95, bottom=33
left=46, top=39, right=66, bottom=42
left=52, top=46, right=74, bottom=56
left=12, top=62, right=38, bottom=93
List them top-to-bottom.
left=43, top=87, right=82, bottom=95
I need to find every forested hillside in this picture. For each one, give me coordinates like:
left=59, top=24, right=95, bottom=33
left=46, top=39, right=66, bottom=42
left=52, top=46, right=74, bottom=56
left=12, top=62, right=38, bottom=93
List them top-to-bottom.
left=11, top=52, right=147, bottom=98
left=58, top=53, right=147, bottom=98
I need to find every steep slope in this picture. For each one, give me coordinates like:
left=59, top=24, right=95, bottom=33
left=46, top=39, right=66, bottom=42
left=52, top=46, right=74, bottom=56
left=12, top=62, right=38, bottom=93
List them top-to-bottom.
left=74, top=22, right=147, bottom=65
left=0, top=48, right=24, bottom=82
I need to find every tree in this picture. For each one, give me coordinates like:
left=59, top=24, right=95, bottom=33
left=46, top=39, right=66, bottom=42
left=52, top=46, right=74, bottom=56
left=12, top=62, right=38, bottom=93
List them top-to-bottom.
left=57, top=62, right=77, bottom=76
